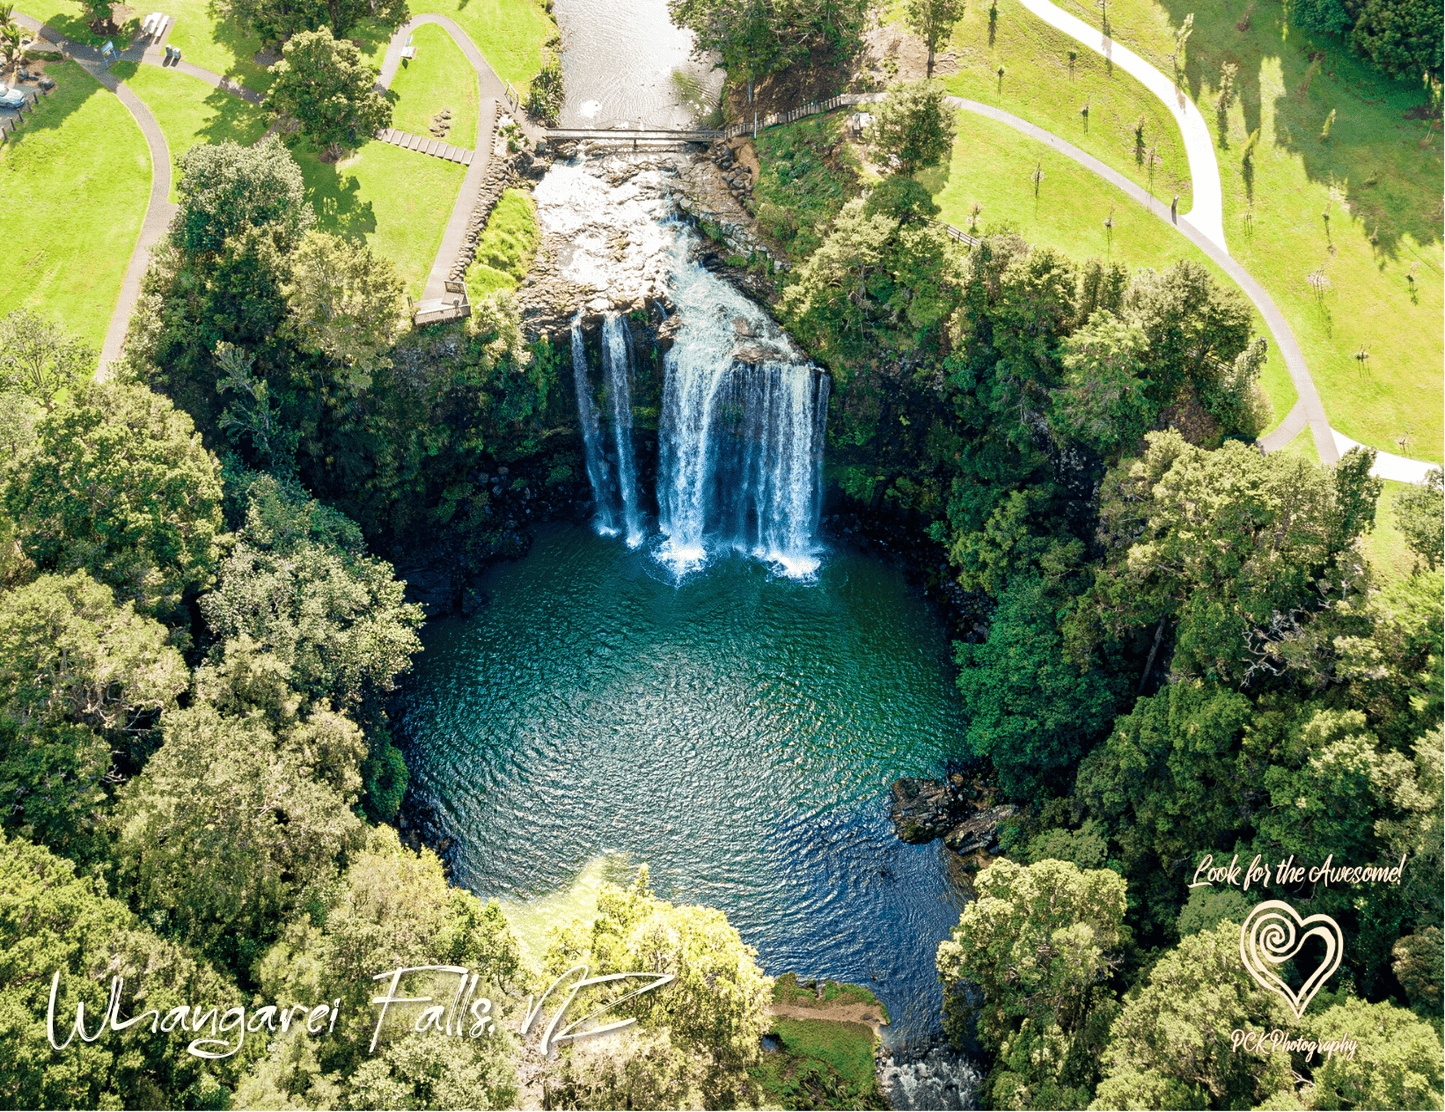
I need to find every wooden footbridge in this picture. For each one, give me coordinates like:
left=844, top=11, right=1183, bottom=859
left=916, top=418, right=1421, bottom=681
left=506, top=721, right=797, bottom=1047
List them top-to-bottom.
left=544, top=92, right=887, bottom=146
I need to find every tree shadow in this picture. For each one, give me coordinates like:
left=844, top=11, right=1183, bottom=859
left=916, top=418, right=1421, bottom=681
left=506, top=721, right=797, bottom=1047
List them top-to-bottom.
left=1156, top=0, right=1441, bottom=257
left=197, top=86, right=269, bottom=147
left=301, top=156, right=378, bottom=239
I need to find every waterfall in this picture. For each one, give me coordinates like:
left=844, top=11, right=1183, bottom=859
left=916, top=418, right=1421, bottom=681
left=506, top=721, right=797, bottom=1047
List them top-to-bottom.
left=544, top=158, right=830, bottom=577
left=656, top=231, right=829, bottom=578
left=602, top=313, right=644, bottom=547
left=570, top=316, right=618, bottom=536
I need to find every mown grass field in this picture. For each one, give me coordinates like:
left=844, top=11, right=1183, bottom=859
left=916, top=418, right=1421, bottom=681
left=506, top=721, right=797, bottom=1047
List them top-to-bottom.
left=441, top=0, right=554, bottom=90
left=915, top=0, right=1194, bottom=210
left=1031, top=0, right=1443, bottom=461
left=388, top=22, right=479, bottom=146
left=0, top=61, right=149, bottom=351
left=116, top=63, right=269, bottom=201
left=926, top=109, right=1297, bottom=424
left=288, top=136, right=465, bottom=302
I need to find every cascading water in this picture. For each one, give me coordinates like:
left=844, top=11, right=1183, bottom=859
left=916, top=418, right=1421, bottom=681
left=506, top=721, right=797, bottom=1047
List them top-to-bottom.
left=539, top=154, right=829, bottom=577
left=656, top=231, right=828, bottom=577
left=602, top=313, right=644, bottom=546
left=570, top=316, right=618, bottom=535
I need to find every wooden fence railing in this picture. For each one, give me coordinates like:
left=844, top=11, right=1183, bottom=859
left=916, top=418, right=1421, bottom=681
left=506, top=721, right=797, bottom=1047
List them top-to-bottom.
left=0, top=85, right=55, bottom=144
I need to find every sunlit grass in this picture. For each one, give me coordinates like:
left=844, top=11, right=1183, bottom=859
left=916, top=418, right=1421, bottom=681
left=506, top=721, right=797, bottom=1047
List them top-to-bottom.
left=922, top=0, right=1194, bottom=209
left=1031, top=0, right=1442, bottom=461
left=388, top=22, right=480, bottom=146
left=0, top=61, right=149, bottom=351
left=117, top=63, right=269, bottom=202
left=925, top=110, right=1294, bottom=426
left=288, top=136, right=466, bottom=302
left=464, top=188, right=539, bottom=305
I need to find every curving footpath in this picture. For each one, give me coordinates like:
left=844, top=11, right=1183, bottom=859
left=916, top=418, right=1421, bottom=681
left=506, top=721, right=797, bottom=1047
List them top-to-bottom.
left=1002, top=0, right=1439, bottom=481
left=1017, top=0, right=1227, bottom=256
left=14, top=13, right=179, bottom=376
left=945, top=94, right=1341, bottom=466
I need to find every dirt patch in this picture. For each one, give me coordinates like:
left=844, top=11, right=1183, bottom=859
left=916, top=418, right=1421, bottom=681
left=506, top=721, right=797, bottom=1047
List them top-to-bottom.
left=862, top=20, right=960, bottom=83
left=723, top=46, right=856, bottom=123
left=768, top=1001, right=888, bottom=1042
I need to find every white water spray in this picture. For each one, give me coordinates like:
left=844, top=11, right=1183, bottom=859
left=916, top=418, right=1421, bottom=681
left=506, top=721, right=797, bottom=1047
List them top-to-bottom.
left=603, top=313, right=645, bottom=547
left=570, top=316, right=618, bottom=536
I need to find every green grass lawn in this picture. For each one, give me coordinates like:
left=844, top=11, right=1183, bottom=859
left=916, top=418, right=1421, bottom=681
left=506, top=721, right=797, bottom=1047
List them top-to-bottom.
left=29, top=0, right=139, bottom=46
left=439, top=0, right=554, bottom=90
left=912, top=0, right=1194, bottom=212
left=1027, top=0, right=1443, bottom=462
left=388, top=22, right=479, bottom=145
left=0, top=61, right=149, bottom=352
left=116, top=63, right=269, bottom=201
left=927, top=110, right=1296, bottom=427
left=288, top=136, right=465, bottom=301
left=464, top=187, right=538, bottom=304
left=1363, top=478, right=1418, bottom=583
left=750, top=1017, right=887, bottom=1110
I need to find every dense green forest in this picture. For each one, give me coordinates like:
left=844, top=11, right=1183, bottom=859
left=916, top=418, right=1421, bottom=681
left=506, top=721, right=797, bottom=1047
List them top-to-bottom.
left=0, top=24, right=1441, bottom=1110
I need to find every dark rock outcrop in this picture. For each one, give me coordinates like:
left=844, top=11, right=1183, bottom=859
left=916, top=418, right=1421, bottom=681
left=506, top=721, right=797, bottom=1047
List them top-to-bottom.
left=889, top=776, right=1016, bottom=855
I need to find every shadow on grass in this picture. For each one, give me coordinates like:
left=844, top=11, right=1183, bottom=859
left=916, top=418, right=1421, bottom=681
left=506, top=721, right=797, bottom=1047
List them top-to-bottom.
left=1154, top=0, right=1441, bottom=257
left=34, top=5, right=140, bottom=46
left=1, top=59, right=106, bottom=148
left=198, top=86, right=269, bottom=146
left=292, top=141, right=379, bottom=238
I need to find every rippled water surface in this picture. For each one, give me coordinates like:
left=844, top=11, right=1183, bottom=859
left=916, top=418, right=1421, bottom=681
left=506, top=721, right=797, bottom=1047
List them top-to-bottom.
left=551, top=0, right=724, bottom=128
left=399, top=525, right=970, bottom=1045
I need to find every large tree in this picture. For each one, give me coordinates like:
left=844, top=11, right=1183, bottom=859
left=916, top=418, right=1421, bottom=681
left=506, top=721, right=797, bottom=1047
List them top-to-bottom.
left=222, top=0, right=408, bottom=46
left=668, top=0, right=871, bottom=96
left=904, top=0, right=965, bottom=74
left=265, top=28, right=392, bottom=160
left=868, top=79, right=956, bottom=175
left=174, top=138, right=314, bottom=256
left=284, top=230, right=407, bottom=392
left=0, top=309, right=93, bottom=412
left=2, top=382, right=226, bottom=621
left=1066, top=431, right=1382, bottom=683
left=197, top=473, right=423, bottom=715
left=0, top=572, right=186, bottom=859
left=955, top=574, right=1118, bottom=798
left=112, top=702, right=365, bottom=973
left=239, top=823, right=524, bottom=1095
left=0, top=834, right=253, bottom=1109
left=937, top=858, right=1127, bottom=1108
left=541, top=867, right=773, bottom=1108
left=1091, top=921, right=1296, bottom=1110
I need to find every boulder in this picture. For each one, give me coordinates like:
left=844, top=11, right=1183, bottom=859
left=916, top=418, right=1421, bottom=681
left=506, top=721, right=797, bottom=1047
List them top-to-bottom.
left=889, top=777, right=955, bottom=844
left=942, top=805, right=1016, bottom=855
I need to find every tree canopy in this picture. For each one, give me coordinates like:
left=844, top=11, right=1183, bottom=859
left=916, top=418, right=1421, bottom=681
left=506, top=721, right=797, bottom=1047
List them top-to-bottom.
left=265, top=29, right=393, bottom=158
left=2, top=382, right=225, bottom=621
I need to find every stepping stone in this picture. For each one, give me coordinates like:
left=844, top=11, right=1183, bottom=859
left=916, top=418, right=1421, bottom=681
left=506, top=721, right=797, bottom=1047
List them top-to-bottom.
left=380, top=128, right=394, bottom=143
left=406, top=133, right=423, bottom=151
left=421, top=138, right=436, bottom=156
left=461, top=150, right=472, bottom=166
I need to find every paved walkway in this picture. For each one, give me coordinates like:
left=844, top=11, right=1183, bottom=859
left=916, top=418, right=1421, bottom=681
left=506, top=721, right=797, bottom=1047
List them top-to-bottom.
left=1017, top=0, right=1227, bottom=256
left=993, top=4, right=1440, bottom=479
left=14, top=12, right=179, bottom=375
left=377, top=14, right=520, bottom=306
left=945, top=94, right=1340, bottom=465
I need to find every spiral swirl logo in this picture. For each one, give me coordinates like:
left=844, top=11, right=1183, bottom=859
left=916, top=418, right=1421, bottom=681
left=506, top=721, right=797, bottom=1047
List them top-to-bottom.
left=1238, top=900, right=1344, bottom=1019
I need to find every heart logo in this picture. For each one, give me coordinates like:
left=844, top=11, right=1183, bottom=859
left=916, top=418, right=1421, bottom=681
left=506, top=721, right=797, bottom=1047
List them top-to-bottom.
left=1239, top=900, right=1344, bottom=1019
